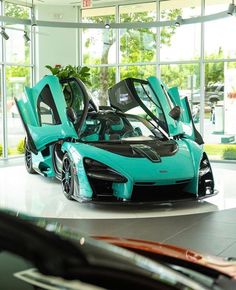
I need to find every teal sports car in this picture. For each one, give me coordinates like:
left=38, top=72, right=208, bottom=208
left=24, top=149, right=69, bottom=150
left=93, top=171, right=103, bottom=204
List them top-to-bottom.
left=15, top=75, right=216, bottom=203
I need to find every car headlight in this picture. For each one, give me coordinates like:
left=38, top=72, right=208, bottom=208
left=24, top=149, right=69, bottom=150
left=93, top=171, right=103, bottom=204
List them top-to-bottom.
left=84, top=158, right=127, bottom=183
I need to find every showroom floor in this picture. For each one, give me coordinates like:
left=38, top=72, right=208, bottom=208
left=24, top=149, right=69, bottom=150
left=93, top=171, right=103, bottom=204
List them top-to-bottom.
left=0, top=159, right=236, bottom=257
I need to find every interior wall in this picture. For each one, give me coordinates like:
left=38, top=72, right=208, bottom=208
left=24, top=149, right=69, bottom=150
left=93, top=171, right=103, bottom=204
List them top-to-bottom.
left=36, top=5, right=78, bottom=80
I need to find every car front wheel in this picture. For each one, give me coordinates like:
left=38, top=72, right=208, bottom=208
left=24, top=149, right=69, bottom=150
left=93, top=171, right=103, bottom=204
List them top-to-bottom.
left=24, top=140, right=36, bottom=174
left=61, top=153, right=74, bottom=200
left=198, top=153, right=214, bottom=197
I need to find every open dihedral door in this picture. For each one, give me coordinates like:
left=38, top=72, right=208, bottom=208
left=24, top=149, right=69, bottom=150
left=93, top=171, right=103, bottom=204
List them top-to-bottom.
left=15, top=76, right=81, bottom=154
left=109, top=76, right=203, bottom=144
left=108, top=77, right=170, bottom=137
left=149, top=77, right=204, bottom=145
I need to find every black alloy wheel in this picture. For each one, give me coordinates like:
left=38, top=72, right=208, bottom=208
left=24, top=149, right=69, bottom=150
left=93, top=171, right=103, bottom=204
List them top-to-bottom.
left=24, top=139, right=36, bottom=174
left=61, top=153, right=74, bottom=200
left=198, top=153, right=214, bottom=197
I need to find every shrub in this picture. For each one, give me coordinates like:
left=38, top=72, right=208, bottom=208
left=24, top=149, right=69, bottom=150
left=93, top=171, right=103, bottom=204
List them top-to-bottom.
left=17, top=139, right=25, bottom=154
left=0, top=144, right=10, bottom=156
left=222, top=145, right=236, bottom=160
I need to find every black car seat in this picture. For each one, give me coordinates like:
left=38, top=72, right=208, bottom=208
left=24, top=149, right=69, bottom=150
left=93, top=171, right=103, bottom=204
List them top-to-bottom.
left=104, top=114, right=127, bottom=140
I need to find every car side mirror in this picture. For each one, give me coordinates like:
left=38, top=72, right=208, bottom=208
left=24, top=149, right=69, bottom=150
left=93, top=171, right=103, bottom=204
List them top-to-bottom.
left=169, top=106, right=181, bottom=121
left=66, top=107, right=77, bottom=124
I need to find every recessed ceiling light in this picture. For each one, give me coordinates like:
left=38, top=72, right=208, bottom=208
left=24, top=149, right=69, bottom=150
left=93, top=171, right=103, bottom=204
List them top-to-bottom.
left=175, top=15, right=183, bottom=27
left=24, top=31, right=30, bottom=43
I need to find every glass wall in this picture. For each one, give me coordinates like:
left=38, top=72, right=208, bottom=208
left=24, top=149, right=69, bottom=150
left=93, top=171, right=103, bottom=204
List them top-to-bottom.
left=81, top=0, right=236, bottom=160
left=160, top=0, right=201, bottom=61
left=203, top=0, right=236, bottom=160
left=205, top=0, right=236, bottom=59
left=0, top=1, right=33, bottom=159
left=1, top=1, right=236, bottom=161
left=82, top=3, right=157, bottom=105
left=119, top=3, right=156, bottom=64
left=82, top=7, right=116, bottom=105
left=82, top=7, right=116, bottom=66
left=204, top=61, right=236, bottom=160
left=161, top=64, right=200, bottom=128
left=120, top=65, right=156, bottom=80
left=6, top=66, right=31, bottom=156
left=89, top=66, right=116, bottom=106
left=0, top=68, right=3, bottom=158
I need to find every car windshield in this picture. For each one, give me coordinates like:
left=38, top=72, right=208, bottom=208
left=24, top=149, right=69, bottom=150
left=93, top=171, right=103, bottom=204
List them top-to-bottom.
left=80, top=112, right=164, bottom=143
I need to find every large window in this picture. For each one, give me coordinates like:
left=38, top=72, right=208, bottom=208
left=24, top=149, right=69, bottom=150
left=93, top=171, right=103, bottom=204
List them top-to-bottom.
left=160, top=0, right=201, bottom=61
left=202, top=0, right=236, bottom=160
left=2, top=1, right=236, bottom=161
left=80, top=1, right=236, bottom=161
left=205, top=1, right=236, bottom=59
left=0, top=2, right=33, bottom=159
left=4, top=2, right=31, bottom=64
left=119, top=3, right=156, bottom=64
left=82, top=7, right=116, bottom=105
left=82, top=7, right=116, bottom=65
left=5, top=27, right=31, bottom=64
left=204, top=61, right=236, bottom=160
left=161, top=64, right=200, bottom=128
left=120, top=65, right=156, bottom=80
left=6, top=66, right=31, bottom=156
left=89, top=66, right=116, bottom=106
left=0, top=68, right=3, bottom=158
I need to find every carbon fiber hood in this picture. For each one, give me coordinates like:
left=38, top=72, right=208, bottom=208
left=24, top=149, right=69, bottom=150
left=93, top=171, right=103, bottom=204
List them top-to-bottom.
left=91, top=139, right=178, bottom=159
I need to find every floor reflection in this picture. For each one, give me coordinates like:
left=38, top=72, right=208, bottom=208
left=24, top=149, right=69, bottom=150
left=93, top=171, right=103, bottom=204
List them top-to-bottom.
left=0, top=163, right=235, bottom=219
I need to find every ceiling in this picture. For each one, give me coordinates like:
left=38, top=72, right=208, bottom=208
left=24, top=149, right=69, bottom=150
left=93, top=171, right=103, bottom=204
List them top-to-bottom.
left=15, top=0, right=208, bottom=9
left=18, top=0, right=153, bottom=6
left=33, top=0, right=124, bottom=5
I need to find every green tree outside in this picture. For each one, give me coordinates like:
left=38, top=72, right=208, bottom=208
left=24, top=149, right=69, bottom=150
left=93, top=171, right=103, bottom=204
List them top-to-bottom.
left=5, top=2, right=31, bottom=102
left=83, top=8, right=181, bottom=105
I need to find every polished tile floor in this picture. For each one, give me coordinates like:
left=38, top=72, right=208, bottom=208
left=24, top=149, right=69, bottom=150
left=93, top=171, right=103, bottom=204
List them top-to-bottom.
left=0, top=159, right=235, bottom=219
left=1, top=159, right=236, bottom=256
left=54, top=208, right=236, bottom=257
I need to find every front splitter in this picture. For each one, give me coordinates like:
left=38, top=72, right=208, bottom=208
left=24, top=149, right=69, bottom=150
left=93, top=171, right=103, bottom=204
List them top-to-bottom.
left=72, top=189, right=218, bottom=206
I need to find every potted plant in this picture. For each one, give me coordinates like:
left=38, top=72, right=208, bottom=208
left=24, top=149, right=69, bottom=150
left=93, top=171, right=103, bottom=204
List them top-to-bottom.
left=45, top=64, right=91, bottom=86
left=45, top=64, right=91, bottom=107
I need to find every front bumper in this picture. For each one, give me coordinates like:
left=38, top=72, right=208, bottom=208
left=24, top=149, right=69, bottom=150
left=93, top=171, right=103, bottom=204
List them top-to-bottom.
left=73, top=187, right=218, bottom=205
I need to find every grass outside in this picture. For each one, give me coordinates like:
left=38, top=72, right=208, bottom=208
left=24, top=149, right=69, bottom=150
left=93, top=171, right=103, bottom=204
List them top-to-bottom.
left=0, top=139, right=24, bottom=157
left=204, top=144, right=236, bottom=160
left=9, top=148, right=20, bottom=155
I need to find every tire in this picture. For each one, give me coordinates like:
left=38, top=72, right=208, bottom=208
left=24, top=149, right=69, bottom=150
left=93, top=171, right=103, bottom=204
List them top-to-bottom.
left=24, top=140, right=36, bottom=174
left=61, top=153, right=74, bottom=200
left=198, top=153, right=214, bottom=197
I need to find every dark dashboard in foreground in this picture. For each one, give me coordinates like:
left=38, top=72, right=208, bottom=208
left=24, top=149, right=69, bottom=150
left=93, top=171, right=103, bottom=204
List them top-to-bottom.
left=1, top=210, right=236, bottom=290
